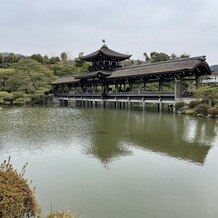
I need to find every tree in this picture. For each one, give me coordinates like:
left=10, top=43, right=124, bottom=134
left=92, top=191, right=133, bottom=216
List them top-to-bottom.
left=61, top=52, right=68, bottom=63
left=143, top=52, right=190, bottom=63
left=144, top=52, right=170, bottom=63
left=6, top=53, right=16, bottom=64
left=170, top=53, right=177, bottom=59
left=180, top=53, right=190, bottom=59
left=0, top=54, right=4, bottom=66
left=30, top=54, right=43, bottom=63
left=43, top=55, right=50, bottom=65
left=49, top=56, right=60, bottom=64
left=1, top=59, right=58, bottom=104
left=50, top=63, right=76, bottom=77
left=194, top=86, right=218, bottom=107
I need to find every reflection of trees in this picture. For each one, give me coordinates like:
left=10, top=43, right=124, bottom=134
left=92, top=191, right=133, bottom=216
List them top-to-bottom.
left=0, top=108, right=216, bottom=166
left=84, top=110, right=133, bottom=165
left=86, top=110, right=215, bottom=165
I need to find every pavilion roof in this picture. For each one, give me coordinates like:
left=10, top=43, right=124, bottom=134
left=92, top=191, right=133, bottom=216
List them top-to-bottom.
left=80, top=44, right=131, bottom=61
left=108, top=56, right=211, bottom=79
left=74, top=70, right=112, bottom=79
left=51, top=76, right=80, bottom=85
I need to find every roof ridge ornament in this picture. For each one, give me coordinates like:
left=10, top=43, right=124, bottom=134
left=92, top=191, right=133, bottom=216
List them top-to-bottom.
left=101, top=39, right=108, bottom=49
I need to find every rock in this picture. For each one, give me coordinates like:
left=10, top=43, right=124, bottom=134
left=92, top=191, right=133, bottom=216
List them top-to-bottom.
left=177, top=106, right=188, bottom=114
left=196, top=114, right=205, bottom=117
left=207, top=114, right=213, bottom=118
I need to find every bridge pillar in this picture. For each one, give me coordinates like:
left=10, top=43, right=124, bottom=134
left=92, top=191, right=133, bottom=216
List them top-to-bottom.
left=195, top=75, right=202, bottom=90
left=174, top=78, right=183, bottom=99
left=159, top=80, right=163, bottom=92
left=115, top=98, right=118, bottom=109
left=101, top=100, right=104, bottom=108
left=142, top=100, right=146, bottom=110
left=158, top=101, right=163, bottom=112
left=123, top=102, right=125, bottom=109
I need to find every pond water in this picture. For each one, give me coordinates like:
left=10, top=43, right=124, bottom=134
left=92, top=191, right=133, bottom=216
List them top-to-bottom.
left=0, top=107, right=218, bottom=218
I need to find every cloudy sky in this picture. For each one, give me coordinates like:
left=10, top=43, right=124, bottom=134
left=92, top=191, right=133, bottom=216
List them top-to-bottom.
left=0, top=0, right=217, bottom=64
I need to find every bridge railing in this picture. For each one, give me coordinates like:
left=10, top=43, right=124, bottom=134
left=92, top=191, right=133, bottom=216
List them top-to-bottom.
left=56, top=91, right=176, bottom=98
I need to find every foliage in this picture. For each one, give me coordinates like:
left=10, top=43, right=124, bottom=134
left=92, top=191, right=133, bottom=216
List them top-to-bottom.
left=61, top=52, right=68, bottom=63
left=144, top=52, right=190, bottom=63
left=149, top=52, right=170, bottom=63
left=0, top=54, right=3, bottom=65
left=30, top=54, right=44, bottom=63
left=43, top=55, right=50, bottom=65
left=50, top=56, right=60, bottom=65
left=0, top=59, right=57, bottom=105
left=13, top=59, right=57, bottom=92
left=50, top=63, right=76, bottom=77
left=194, top=86, right=218, bottom=106
left=0, top=91, right=14, bottom=104
left=13, top=97, right=31, bottom=106
left=188, top=100, right=202, bottom=109
left=175, top=101, right=185, bottom=111
left=194, top=103, right=210, bottom=116
left=208, top=106, right=218, bottom=117
left=185, top=109, right=195, bottom=115
left=0, top=157, right=39, bottom=217
left=46, top=211, right=81, bottom=218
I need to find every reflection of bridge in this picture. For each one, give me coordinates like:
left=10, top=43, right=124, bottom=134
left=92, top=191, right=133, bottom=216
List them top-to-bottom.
left=82, top=110, right=214, bottom=166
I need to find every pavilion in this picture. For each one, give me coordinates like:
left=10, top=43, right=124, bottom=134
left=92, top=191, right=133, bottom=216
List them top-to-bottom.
left=52, top=44, right=211, bottom=110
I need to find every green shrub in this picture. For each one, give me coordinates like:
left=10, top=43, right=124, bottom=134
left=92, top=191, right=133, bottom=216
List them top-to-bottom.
left=0, top=91, right=13, bottom=104
left=0, top=97, right=4, bottom=104
left=13, top=97, right=31, bottom=106
left=189, top=100, right=201, bottom=109
left=175, top=101, right=185, bottom=111
left=194, top=103, right=210, bottom=116
left=208, top=106, right=218, bottom=118
left=185, top=109, right=195, bottom=115
left=0, top=157, right=39, bottom=217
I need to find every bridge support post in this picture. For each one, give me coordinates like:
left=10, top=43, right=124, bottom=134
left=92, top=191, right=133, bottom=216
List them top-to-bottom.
left=195, top=75, right=202, bottom=90
left=174, top=78, right=183, bottom=100
left=101, top=99, right=104, bottom=108
left=142, top=100, right=146, bottom=110
left=158, top=101, right=163, bottom=112
left=123, top=102, right=125, bottom=109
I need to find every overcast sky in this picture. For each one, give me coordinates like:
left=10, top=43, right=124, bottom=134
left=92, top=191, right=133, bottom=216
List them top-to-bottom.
left=0, top=0, right=217, bottom=64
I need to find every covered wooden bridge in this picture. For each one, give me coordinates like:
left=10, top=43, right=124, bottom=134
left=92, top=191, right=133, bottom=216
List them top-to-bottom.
left=52, top=44, right=211, bottom=110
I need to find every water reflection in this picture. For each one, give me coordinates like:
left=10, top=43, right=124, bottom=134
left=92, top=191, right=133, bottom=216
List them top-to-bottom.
left=0, top=107, right=217, bottom=166
left=80, top=109, right=216, bottom=166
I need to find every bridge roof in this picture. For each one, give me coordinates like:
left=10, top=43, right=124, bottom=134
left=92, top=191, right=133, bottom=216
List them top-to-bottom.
left=52, top=56, right=211, bottom=85
left=108, top=56, right=211, bottom=79
left=74, top=70, right=112, bottom=79
left=51, top=76, right=80, bottom=85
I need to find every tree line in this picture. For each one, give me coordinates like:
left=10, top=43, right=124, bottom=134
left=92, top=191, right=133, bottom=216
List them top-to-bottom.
left=0, top=50, right=206, bottom=107
left=0, top=52, right=90, bottom=76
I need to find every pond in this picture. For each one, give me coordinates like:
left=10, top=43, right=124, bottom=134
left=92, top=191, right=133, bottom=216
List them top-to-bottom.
left=0, top=107, right=218, bottom=218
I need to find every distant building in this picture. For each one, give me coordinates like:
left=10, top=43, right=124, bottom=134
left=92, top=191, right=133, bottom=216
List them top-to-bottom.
left=202, top=73, right=218, bottom=86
